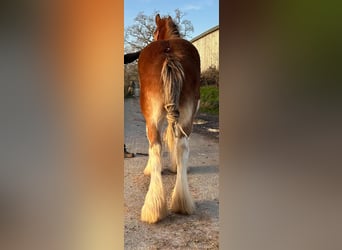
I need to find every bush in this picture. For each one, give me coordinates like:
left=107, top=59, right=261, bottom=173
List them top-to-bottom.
left=200, top=66, right=219, bottom=86
left=199, top=85, right=219, bottom=115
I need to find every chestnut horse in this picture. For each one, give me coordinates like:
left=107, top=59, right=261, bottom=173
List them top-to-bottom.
left=138, top=14, right=201, bottom=223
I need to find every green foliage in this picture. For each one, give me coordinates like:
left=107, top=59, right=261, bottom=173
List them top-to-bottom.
left=199, top=85, right=219, bottom=115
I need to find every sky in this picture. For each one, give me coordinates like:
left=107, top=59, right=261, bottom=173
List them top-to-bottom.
left=124, top=0, right=219, bottom=39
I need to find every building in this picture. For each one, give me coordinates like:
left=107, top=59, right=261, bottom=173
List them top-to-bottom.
left=191, top=25, right=219, bottom=73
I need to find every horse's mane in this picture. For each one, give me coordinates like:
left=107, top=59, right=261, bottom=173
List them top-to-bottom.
left=155, top=15, right=181, bottom=40
left=165, top=18, right=181, bottom=39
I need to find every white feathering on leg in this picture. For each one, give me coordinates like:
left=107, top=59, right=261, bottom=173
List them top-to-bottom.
left=171, top=137, right=194, bottom=214
left=141, top=144, right=167, bottom=223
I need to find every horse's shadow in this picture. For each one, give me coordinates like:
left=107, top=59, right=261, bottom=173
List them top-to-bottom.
left=161, top=165, right=218, bottom=177
left=162, top=165, right=218, bottom=175
left=188, top=165, right=219, bottom=175
left=151, top=199, right=219, bottom=225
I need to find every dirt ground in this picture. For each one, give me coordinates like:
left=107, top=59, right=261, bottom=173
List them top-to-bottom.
left=124, top=97, right=219, bottom=249
left=192, top=112, right=219, bottom=142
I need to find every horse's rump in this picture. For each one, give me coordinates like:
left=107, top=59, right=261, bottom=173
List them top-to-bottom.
left=138, top=38, right=200, bottom=143
left=138, top=39, right=201, bottom=103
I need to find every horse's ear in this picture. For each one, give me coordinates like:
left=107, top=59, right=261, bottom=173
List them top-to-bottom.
left=155, top=14, right=161, bottom=24
left=167, top=16, right=172, bottom=21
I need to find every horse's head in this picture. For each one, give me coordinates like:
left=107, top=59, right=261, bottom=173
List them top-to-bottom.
left=153, top=14, right=180, bottom=41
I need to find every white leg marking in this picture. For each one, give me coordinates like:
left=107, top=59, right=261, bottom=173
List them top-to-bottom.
left=143, top=126, right=152, bottom=176
left=171, top=137, right=195, bottom=214
left=141, top=144, right=167, bottom=223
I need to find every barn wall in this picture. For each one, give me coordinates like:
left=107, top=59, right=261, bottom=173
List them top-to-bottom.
left=191, top=26, right=219, bottom=73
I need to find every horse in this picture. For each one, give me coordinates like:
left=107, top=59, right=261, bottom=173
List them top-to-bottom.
left=138, top=14, right=201, bottom=223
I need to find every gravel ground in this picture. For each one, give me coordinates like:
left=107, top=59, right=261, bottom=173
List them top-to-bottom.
left=124, top=97, right=219, bottom=249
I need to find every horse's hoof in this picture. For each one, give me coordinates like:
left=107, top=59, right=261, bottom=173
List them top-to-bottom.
left=171, top=194, right=195, bottom=215
left=141, top=204, right=167, bottom=223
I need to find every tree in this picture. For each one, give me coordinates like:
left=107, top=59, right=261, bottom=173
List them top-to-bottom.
left=124, top=9, right=194, bottom=52
left=124, top=9, right=194, bottom=96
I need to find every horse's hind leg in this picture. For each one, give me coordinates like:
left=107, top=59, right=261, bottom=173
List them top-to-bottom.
left=167, top=100, right=200, bottom=174
left=170, top=105, right=196, bottom=214
left=141, top=122, right=167, bottom=223
left=143, top=125, right=152, bottom=176
left=166, top=133, right=178, bottom=173
left=170, top=135, right=195, bottom=214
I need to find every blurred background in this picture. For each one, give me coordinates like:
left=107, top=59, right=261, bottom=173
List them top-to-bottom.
left=1, top=1, right=124, bottom=249
left=220, top=1, right=342, bottom=249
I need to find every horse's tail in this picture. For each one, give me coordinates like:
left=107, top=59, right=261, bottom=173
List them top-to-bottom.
left=161, top=55, right=185, bottom=153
